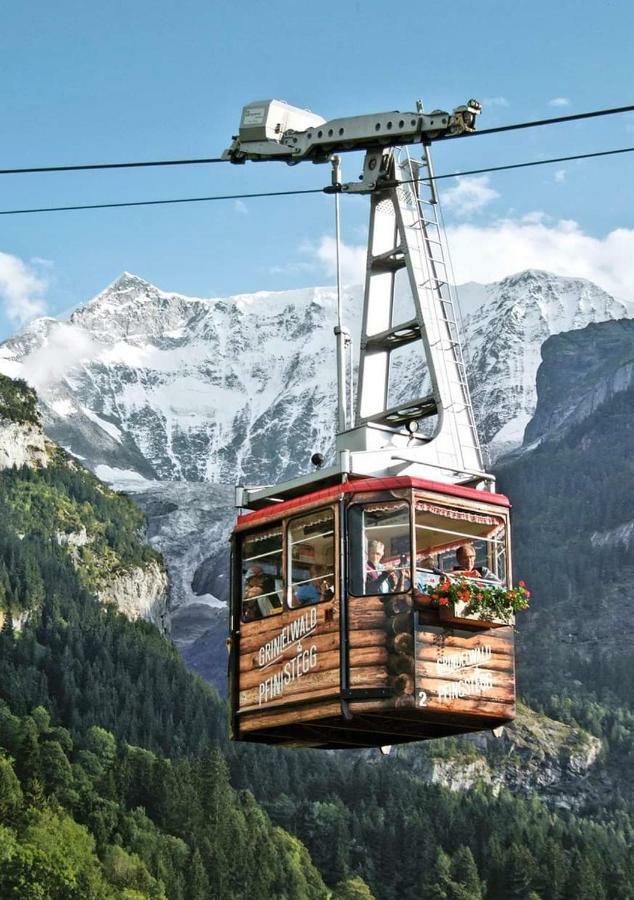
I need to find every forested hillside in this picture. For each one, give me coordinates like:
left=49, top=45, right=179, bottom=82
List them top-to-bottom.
left=497, top=333, right=634, bottom=796
left=1, top=346, right=634, bottom=900
left=0, top=379, right=333, bottom=898
left=2, top=479, right=632, bottom=899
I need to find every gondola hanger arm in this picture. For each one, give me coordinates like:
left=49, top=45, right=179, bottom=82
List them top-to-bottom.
left=222, top=98, right=481, bottom=166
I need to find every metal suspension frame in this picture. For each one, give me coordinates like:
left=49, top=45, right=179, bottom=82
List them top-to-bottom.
left=229, top=99, right=494, bottom=509
left=350, top=146, right=484, bottom=480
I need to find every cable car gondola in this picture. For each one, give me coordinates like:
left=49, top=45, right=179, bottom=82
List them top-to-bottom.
left=225, top=96, right=520, bottom=748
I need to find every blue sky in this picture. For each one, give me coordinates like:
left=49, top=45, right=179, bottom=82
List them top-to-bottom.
left=1, top=0, right=633, bottom=338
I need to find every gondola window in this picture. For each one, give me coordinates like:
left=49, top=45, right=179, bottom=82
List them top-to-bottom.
left=348, top=501, right=411, bottom=596
left=414, top=501, right=507, bottom=589
left=288, top=509, right=335, bottom=607
left=241, top=527, right=284, bottom=621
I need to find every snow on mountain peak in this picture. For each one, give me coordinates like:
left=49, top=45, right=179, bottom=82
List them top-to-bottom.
left=1, top=268, right=629, bottom=638
left=0, top=269, right=630, bottom=485
left=462, top=270, right=632, bottom=453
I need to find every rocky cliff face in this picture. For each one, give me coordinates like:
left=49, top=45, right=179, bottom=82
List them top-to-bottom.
left=523, top=318, right=634, bottom=446
left=0, top=379, right=169, bottom=634
left=0, top=419, right=53, bottom=470
left=109, top=474, right=233, bottom=645
left=98, top=559, right=169, bottom=631
left=407, top=720, right=601, bottom=807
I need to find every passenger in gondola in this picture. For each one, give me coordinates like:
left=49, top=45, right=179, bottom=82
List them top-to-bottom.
left=365, top=540, right=396, bottom=593
left=453, top=543, right=499, bottom=582
left=414, top=554, right=444, bottom=591
left=294, top=563, right=333, bottom=605
left=244, top=565, right=275, bottom=597
left=243, top=566, right=281, bottom=618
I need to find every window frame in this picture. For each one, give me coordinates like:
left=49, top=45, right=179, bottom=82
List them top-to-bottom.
left=413, top=494, right=509, bottom=587
left=347, top=498, right=413, bottom=598
left=286, top=506, right=336, bottom=610
left=239, top=524, right=285, bottom=623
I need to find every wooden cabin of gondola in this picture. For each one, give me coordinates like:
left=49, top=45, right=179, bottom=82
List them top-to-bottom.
left=228, top=475, right=515, bottom=749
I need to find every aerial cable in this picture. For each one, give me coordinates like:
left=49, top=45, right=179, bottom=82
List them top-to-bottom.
left=443, top=103, right=634, bottom=140
left=0, top=104, right=633, bottom=177
left=0, top=145, right=633, bottom=216
left=419, top=145, right=634, bottom=182
left=0, top=157, right=226, bottom=176
left=0, top=187, right=324, bottom=216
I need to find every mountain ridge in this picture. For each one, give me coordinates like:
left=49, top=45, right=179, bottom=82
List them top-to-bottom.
left=0, top=267, right=630, bottom=643
left=1, top=267, right=630, bottom=482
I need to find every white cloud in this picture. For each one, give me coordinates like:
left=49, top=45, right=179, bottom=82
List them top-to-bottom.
left=482, top=96, right=509, bottom=108
left=548, top=97, right=571, bottom=108
left=554, top=169, right=567, bottom=183
left=441, top=176, right=500, bottom=217
left=233, top=199, right=248, bottom=216
left=302, top=216, right=634, bottom=302
left=445, top=216, right=634, bottom=300
left=310, top=236, right=367, bottom=285
left=0, top=252, right=48, bottom=323
left=30, top=257, right=54, bottom=269
left=269, top=260, right=317, bottom=276
left=21, top=323, right=97, bottom=390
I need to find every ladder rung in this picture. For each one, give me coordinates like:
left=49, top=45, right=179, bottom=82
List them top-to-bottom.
left=370, top=248, right=407, bottom=272
left=364, top=318, right=422, bottom=352
left=362, top=394, right=438, bottom=429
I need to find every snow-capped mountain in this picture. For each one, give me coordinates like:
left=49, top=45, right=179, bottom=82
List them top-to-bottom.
left=0, top=269, right=630, bottom=643
left=1, top=269, right=629, bottom=481
left=462, top=271, right=632, bottom=455
left=0, top=273, right=346, bottom=485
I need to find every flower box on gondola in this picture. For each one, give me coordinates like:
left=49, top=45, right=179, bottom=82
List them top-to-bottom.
left=414, top=592, right=510, bottom=628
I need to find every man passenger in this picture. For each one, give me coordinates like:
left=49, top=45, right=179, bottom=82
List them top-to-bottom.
left=454, top=543, right=500, bottom=582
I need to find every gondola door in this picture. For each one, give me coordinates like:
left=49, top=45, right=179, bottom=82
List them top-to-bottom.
left=231, top=504, right=343, bottom=745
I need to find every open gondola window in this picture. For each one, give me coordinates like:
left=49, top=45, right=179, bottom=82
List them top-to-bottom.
left=414, top=500, right=507, bottom=590
left=348, top=501, right=411, bottom=596
left=288, top=509, right=335, bottom=608
left=241, top=526, right=284, bottom=621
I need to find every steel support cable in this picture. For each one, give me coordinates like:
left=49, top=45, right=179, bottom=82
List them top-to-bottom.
left=0, top=103, right=633, bottom=177
left=442, top=103, right=634, bottom=141
left=0, top=145, right=633, bottom=216
left=418, top=145, right=634, bottom=182
left=0, top=157, right=226, bottom=176
left=0, top=187, right=324, bottom=216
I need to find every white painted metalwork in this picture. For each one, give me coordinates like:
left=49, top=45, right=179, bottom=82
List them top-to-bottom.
left=226, top=97, right=493, bottom=509
left=223, top=98, right=481, bottom=164
left=347, top=146, right=484, bottom=479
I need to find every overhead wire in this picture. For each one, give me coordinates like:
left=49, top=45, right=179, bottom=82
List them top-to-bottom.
left=0, top=103, right=633, bottom=177
left=442, top=103, right=634, bottom=140
left=0, top=144, right=632, bottom=216
left=421, top=145, right=634, bottom=182
left=0, top=157, right=226, bottom=176
left=0, top=187, right=324, bottom=216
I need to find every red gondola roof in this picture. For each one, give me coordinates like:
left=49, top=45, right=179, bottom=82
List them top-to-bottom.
left=236, top=475, right=510, bottom=528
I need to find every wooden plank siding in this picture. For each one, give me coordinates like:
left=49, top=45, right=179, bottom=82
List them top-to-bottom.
left=414, top=623, right=516, bottom=720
